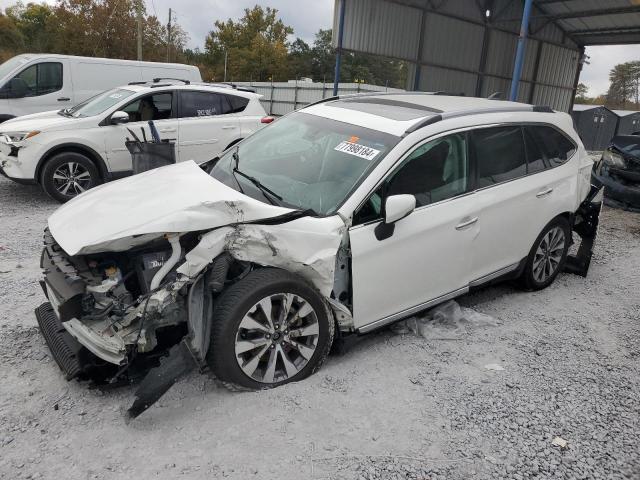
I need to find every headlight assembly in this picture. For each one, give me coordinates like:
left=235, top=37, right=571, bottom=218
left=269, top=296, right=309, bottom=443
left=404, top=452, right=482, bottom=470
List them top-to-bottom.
left=601, top=149, right=625, bottom=168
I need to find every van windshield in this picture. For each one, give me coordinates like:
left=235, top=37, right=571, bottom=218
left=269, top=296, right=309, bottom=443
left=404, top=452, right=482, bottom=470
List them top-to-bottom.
left=0, top=56, right=29, bottom=83
left=63, top=88, right=136, bottom=118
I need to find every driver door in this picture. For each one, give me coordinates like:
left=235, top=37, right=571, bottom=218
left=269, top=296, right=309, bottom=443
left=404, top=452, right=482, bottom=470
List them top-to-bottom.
left=349, top=132, right=480, bottom=330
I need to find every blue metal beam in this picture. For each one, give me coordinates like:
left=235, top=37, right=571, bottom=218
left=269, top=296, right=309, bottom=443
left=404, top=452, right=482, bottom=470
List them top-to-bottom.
left=333, top=0, right=346, bottom=96
left=509, top=0, right=534, bottom=101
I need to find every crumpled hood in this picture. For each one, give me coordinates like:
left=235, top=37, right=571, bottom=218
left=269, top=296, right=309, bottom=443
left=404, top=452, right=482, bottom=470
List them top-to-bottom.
left=1, top=110, right=76, bottom=133
left=48, top=161, right=294, bottom=256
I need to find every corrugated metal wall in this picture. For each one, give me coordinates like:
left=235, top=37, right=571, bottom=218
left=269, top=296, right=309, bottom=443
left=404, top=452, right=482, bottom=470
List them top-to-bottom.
left=333, top=0, right=581, bottom=111
left=234, top=81, right=405, bottom=116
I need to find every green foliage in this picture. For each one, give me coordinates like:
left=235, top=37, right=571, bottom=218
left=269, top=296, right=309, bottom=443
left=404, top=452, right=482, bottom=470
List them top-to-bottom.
left=0, top=0, right=188, bottom=63
left=606, top=61, right=640, bottom=110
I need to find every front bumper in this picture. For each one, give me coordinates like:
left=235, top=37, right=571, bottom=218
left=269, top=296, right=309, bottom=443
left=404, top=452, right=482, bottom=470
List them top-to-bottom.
left=0, top=140, right=39, bottom=183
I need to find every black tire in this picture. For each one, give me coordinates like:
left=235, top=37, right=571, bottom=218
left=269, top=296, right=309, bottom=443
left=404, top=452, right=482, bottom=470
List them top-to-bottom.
left=41, top=152, right=101, bottom=203
left=519, top=216, right=571, bottom=291
left=207, top=268, right=334, bottom=391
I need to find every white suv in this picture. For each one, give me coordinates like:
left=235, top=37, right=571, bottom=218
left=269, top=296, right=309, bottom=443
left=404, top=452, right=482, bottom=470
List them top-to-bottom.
left=0, top=80, right=269, bottom=202
left=36, top=93, right=602, bottom=418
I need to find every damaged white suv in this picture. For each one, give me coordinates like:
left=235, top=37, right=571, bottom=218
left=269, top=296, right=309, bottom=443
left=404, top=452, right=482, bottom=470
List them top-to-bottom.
left=36, top=94, right=603, bottom=418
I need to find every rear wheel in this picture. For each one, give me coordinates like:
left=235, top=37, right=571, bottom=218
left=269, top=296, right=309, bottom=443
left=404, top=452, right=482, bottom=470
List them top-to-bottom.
left=41, top=152, right=100, bottom=203
left=519, top=217, right=570, bottom=290
left=207, top=268, right=334, bottom=390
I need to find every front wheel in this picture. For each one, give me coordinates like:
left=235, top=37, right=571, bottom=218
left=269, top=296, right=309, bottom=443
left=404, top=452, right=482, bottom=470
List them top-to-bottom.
left=41, top=152, right=100, bottom=203
left=519, top=217, right=570, bottom=290
left=207, top=268, right=334, bottom=390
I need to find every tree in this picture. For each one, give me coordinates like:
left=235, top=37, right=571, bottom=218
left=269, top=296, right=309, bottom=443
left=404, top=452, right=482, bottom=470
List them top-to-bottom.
left=205, top=6, right=293, bottom=81
left=606, top=61, right=640, bottom=109
left=575, top=83, right=590, bottom=103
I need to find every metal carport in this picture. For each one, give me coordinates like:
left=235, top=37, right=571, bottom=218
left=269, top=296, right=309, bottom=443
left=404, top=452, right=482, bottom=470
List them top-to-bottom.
left=331, top=0, right=640, bottom=111
left=571, top=104, right=618, bottom=150
left=613, top=109, right=640, bottom=135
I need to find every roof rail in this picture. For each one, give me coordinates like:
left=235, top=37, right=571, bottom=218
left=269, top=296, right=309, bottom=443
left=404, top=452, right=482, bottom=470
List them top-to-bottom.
left=152, top=77, right=190, bottom=85
left=128, top=81, right=147, bottom=85
left=304, top=95, right=340, bottom=108
left=404, top=105, right=555, bottom=136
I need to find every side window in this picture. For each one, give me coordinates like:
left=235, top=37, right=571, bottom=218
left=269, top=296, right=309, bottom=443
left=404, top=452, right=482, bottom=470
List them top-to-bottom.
left=11, top=62, right=62, bottom=97
left=180, top=91, right=231, bottom=118
left=122, top=92, right=173, bottom=122
left=226, top=94, right=249, bottom=113
left=472, top=126, right=526, bottom=187
left=529, top=126, right=576, bottom=167
left=523, top=127, right=546, bottom=174
left=353, top=133, right=469, bottom=224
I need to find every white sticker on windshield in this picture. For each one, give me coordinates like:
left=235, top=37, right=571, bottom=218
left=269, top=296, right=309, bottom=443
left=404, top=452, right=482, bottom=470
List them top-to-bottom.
left=109, top=93, right=124, bottom=99
left=334, top=141, right=380, bottom=161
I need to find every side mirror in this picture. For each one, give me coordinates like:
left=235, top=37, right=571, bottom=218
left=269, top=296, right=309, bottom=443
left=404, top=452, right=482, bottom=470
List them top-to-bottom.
left=110, top=111, right=130, bottom=125
left=375, top=194, right=416, bottom=241
left=384, top=194, right=416, bottom=223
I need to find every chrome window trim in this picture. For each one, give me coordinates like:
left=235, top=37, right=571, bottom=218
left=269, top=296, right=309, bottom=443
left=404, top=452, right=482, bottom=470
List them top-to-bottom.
left=349, top=121, right=578, bottom=227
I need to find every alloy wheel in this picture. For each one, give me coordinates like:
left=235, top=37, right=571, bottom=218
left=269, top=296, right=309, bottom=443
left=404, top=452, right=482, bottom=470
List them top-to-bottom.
left=52, top=162, right=92, bottom=197
left=532, top=226, right=565, bottom=283
left=234, top=293, right=320, bottom=384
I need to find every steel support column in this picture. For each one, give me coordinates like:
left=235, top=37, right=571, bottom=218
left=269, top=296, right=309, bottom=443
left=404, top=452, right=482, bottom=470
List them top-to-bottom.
left=333, top=0, right=346, bottom=96
left=509, top=0, right=534, bottom=101
left=413, top=10, right=428, bottom=91
left=568, top=46, right=585, bottom=112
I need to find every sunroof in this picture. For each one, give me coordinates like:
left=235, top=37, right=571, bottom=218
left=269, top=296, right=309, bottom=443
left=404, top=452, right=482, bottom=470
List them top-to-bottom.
left=328, top=98, right=441, bottom=121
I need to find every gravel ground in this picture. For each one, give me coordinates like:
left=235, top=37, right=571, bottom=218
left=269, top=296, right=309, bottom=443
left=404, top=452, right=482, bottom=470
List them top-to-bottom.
left=0, top=175, right=639, bottom=480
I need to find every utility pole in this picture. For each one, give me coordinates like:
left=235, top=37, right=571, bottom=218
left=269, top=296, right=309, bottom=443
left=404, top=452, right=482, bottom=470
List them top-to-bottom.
left=136, top=1, right=143, bottom=61
left=166, top=8, right=172, bottom=62
left=223, top=50, right=228, bottom=82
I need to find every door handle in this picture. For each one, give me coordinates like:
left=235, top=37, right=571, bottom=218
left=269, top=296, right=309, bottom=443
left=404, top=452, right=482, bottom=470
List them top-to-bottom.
left=57, top=97, right=70, bottom=101
left=221, top=125, right=236, bottom=130
left=159, top=128, right=176, bottom=133
left=536, top=187, right=554, bottom=198
left=455, top=216, right=478, bottom=230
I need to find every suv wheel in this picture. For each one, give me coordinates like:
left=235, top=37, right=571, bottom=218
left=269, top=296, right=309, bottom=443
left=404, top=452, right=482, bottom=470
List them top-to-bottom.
left=41, top=152, right=100, bottom=203
left=520, top=217, right=570, bottom=290
left=207, top=268, right=334, bottom=391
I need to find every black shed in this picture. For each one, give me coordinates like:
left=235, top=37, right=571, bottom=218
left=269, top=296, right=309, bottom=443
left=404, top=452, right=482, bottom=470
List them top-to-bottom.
left=571, top=104, right=618, bottom=151
left=613, top=110, right=640, bottom=136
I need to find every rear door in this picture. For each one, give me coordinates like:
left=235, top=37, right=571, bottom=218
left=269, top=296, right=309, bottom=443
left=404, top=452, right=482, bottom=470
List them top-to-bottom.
left=7, top=60, right=71, bottom=116
left=103, top=90, right=179, bottom=173
left=177, top=90, right=240, bottom=164
left=467, top=124, right=578, bottom=283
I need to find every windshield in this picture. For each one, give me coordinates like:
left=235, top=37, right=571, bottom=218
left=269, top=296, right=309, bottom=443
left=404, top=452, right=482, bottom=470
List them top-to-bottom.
left=0, top=56, right=29, bottom=83
left=64, top=88, right=136, bottom=118
left=210, top=111, right=400, bottom=215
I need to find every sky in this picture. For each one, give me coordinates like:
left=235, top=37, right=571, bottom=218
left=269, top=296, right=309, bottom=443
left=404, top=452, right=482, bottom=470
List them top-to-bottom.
left=0, top=0, right=637, bottom=96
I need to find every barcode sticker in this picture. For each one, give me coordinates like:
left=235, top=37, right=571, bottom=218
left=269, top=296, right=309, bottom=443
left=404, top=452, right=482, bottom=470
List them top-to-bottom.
left=334, top=141, right=380, bottom=161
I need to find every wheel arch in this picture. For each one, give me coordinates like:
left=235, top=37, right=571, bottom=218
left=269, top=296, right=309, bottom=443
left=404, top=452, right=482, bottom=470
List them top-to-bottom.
left=35, top=143, right=109, bottom=184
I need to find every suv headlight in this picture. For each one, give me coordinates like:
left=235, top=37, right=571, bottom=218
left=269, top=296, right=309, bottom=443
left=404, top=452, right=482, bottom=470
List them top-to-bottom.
left=0, top=131, right=40, bottom=142
left=601, top=149, right=625, bottom=168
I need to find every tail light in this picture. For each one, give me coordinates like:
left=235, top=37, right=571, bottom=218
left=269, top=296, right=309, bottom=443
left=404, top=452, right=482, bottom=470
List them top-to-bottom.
left=261, top=116, right=275, bottom=124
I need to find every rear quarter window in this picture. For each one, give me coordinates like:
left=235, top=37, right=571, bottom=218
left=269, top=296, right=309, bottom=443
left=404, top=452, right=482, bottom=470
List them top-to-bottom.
left=226, top=95, right=249, bottom=113
left=527, top=125, right=576, bottom=167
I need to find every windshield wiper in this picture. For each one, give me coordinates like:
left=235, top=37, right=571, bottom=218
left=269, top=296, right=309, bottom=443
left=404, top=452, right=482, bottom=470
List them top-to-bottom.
left=231, top=146, right=283, bottom=205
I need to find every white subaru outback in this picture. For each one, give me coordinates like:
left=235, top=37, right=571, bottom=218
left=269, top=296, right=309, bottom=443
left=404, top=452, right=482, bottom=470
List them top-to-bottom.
left=0, top=79, right=269, bottom=202
left=35, top=93, right=602, bottom=418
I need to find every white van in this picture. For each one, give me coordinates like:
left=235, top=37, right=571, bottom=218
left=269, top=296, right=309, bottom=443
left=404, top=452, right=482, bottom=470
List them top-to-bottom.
left=0, top=54, right=202, bottom=122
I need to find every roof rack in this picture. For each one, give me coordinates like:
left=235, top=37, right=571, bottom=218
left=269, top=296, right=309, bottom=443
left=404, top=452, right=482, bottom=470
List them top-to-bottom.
left=152, top=77, right=190, bottom=85
left=404, top=105, right=555, bottom=136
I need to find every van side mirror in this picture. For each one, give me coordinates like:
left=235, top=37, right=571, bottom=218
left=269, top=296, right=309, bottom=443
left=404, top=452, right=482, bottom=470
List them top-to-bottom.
left=111, top=111, right=130, bottom=125
left=374, top=194, right=416, bottom=241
